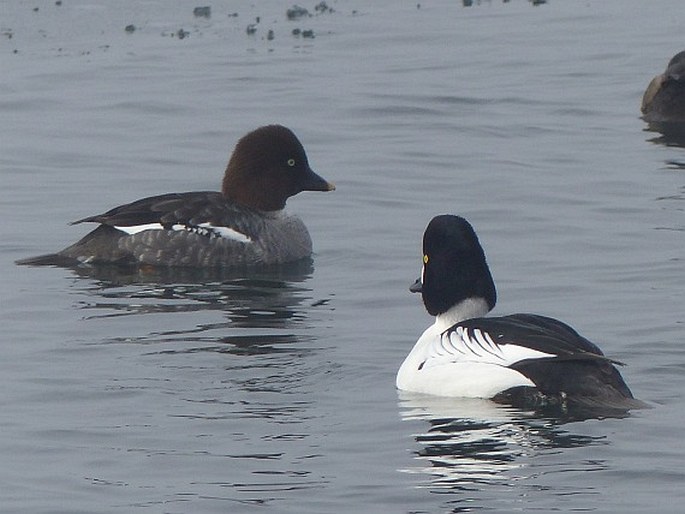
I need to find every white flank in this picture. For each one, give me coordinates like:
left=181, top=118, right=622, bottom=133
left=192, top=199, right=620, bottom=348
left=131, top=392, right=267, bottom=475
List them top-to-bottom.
left=115, top=222, right=251, bottom=243
left=115, top=223, right=165, bottom=235
left=198, top=223, right=252, bottom=243
left=396, top=305, right=557, bottom=398
left=396, top=323, right=537, bottom=397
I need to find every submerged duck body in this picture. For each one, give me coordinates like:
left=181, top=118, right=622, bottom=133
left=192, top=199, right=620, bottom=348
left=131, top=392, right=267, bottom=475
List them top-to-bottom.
left=641, top=50, right=685, bottom=123
left=18, top=125, right=335, bottom=268
left=397, top=215, right=641, bottom=411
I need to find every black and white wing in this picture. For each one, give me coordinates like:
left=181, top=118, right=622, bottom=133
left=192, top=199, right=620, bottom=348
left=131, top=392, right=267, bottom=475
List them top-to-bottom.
left=72, top=191, right=264, bottom=242
left=450, top=314, right=635, bottom=405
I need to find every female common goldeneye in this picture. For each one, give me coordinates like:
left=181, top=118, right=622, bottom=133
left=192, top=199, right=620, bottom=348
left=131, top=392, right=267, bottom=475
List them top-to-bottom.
left=642, top=50, right=685, bottom=123
left=17, top=125, right=335, bottom=268
left=397, top=215, right=642, bottom=411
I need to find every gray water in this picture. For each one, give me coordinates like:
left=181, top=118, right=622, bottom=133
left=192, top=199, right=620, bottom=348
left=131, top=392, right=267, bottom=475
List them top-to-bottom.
left=2, top=0, right=684, bottom=512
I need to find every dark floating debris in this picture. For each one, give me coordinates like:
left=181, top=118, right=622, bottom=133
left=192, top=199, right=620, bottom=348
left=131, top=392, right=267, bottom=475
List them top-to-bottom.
left=463, top=0, right=544, bottom=6
left=55, top=1, right=62, bottom=5
left=314, top=1, right=334, bottom=14
left=287, top=2, right=333, bottom=19
left=286, top=5, right=310, bottom=20
left=193, top=6, right=211, bottom=18
left=228, top=12, right=238, bottom=18
left=246, top=15, right=260, bottom=34
left=124, top=24, right=136, bottom=34
left=176, top=28, right=189, bottom=39
left=292, top=28, right=315, bottom=38
left=267, top=29, right=274, bottom=40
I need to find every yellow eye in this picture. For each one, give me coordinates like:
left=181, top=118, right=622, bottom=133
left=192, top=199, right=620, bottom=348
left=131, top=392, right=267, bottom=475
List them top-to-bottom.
left=287, top=158, right=296, bottom=167
left=423, top=254, right=429, bottom=264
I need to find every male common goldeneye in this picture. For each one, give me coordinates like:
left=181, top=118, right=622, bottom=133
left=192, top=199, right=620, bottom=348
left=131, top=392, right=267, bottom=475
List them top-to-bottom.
left=642, top=50, right=685, bottom=123
left=17, top=125, right=335, bottom=268
left=397, top=215, right=642, bottom=411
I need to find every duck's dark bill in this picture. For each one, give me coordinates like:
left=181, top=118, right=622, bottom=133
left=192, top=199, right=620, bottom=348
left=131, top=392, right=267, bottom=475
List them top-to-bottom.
left=302, top=167, right=336, bottom=192
left=410, top=278, right=422, bottom=293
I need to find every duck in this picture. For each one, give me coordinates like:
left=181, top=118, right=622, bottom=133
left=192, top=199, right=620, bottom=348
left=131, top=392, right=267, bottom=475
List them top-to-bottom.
left=641, top=50, right=685, bottom=123
left=17, top=125, right=335, bottom=268
left=396, top=215, right=643, bottom=411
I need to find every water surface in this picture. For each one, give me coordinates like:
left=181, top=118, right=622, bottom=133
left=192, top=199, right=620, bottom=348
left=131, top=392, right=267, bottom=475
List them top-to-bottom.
left=2, top=0, right=684, bottom=512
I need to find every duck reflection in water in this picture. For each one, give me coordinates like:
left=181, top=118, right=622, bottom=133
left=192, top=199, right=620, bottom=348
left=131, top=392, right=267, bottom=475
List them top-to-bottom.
left=68, top=258, right=324, bottom=334
left=397, top=393, right=615, bottom=504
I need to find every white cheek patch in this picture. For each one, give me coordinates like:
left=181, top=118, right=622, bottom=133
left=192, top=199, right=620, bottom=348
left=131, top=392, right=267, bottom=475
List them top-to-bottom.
left=115, top=222, right=252, bottom=243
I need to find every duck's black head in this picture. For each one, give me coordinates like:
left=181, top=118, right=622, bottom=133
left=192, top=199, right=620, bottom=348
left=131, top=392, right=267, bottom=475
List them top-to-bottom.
left=412, top=215, right=497, bottom=316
